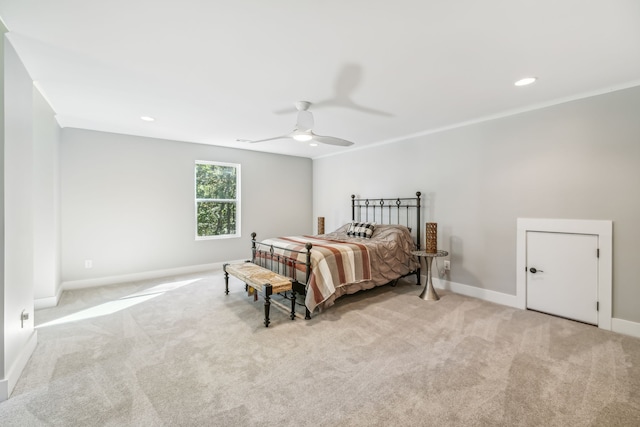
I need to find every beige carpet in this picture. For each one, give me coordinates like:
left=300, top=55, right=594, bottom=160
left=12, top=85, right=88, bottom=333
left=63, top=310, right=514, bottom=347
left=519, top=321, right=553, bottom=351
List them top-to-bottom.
left=1, top=270, right=640, bottom=426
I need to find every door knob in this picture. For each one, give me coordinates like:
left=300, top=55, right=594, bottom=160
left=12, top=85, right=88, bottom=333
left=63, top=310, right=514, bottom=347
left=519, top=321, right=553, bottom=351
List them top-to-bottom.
left=529, top=267, right=543, bottom=274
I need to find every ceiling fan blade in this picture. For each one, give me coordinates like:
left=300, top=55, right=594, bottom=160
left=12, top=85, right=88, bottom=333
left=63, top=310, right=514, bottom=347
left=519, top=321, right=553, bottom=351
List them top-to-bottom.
left=274, top=105, right=297, bottom=115
left=313, top=134, right=354, bottom=147
left=245, top=135, right=292, bottom=143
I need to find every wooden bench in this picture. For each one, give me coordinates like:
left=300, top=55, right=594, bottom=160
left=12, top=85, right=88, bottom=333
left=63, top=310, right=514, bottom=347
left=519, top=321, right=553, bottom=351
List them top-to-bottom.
left=223, top=262, right=296, bottom=327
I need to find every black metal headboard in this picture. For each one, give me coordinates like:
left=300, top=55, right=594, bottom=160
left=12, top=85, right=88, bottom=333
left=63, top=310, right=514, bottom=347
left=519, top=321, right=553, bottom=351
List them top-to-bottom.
left=351, top=191, right=421, bottom=250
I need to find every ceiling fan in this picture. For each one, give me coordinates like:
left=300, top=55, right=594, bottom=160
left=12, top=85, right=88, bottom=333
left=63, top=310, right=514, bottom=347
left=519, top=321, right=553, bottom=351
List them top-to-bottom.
left=239, top=101, right=354, bottom=147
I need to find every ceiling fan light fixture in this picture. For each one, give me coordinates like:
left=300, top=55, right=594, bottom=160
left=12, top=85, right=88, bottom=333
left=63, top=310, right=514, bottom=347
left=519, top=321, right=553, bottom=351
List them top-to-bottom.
left=514, top=77, right=537, bottom=87
left=292, top=131, right=313, bottom=142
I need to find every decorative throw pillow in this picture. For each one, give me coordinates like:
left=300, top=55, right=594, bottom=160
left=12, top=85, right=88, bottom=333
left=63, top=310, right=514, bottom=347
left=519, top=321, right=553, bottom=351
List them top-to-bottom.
left=347, top=221, right=376, bottom=238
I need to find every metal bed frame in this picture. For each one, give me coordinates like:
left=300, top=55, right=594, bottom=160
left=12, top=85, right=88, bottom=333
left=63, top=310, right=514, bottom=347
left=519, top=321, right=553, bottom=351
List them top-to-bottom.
left=251, top=191, right=422, bottom=319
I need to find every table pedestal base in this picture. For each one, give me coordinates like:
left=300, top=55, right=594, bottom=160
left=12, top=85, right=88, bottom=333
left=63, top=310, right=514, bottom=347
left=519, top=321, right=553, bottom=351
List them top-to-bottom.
left=418, top=255, right=440, bottom=301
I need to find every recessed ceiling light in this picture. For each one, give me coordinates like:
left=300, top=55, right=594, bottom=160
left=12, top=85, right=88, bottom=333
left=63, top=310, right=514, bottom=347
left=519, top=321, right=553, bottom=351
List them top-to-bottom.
left=515, top=77, right=537, bottom=87
left=140, top=116, right=155, bottom=122
left=309, top=142, right=319, bottom=147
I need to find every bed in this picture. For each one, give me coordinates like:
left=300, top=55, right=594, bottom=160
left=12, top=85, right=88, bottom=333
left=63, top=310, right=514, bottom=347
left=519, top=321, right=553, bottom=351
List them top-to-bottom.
left=251, top=192, right=422, bottom=318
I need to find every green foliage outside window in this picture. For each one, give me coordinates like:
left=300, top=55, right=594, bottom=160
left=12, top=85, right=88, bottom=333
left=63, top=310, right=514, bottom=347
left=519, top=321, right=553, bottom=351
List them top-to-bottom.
left=195, top=162, right=239, bottom=237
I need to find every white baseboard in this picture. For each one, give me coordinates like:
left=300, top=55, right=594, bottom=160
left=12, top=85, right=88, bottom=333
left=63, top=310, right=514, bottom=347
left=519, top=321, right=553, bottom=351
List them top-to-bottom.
left=62, top=261, right=238, bottom=291
left=430, top=276, right=640, bottom=339
left=431, top=276, right=520, bottom=308
left=34, top=286, right=64, bottom=310
left=612, top=318, right=640, bottom=339
left=0, top=331, right=38, bottom=401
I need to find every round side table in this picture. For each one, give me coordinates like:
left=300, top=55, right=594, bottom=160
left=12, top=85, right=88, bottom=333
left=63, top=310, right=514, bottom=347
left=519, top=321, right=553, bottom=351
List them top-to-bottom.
left=412, top=250, right=448, bottom=301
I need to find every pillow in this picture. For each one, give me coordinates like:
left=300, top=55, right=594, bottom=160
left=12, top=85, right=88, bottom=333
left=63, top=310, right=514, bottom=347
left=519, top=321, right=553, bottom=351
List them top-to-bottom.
left=347, top=221, right=376, bottom=239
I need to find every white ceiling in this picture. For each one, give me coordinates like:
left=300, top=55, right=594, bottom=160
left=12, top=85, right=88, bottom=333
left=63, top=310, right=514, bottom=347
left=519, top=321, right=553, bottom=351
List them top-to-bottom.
left=1, top=1, right=640, bottom=158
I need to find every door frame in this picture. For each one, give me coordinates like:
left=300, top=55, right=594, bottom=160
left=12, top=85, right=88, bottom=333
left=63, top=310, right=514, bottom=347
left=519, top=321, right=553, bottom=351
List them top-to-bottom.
left=516, top=218, right=612, bottom=330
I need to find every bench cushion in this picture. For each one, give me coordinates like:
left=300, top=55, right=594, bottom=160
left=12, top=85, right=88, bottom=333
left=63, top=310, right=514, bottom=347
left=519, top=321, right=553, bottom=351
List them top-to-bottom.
left=225, top=262, right=292, bottom=294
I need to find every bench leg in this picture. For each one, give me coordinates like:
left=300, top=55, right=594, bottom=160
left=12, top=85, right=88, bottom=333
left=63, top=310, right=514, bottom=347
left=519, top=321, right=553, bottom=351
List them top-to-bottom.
left=223, top=263, right=229, bottom=295
left=263, top=284, right=272, bottom=328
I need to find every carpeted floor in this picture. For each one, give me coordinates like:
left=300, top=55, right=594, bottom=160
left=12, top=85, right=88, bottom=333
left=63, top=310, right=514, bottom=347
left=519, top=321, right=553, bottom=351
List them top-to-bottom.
left=1, top=269, right=640, bottom=426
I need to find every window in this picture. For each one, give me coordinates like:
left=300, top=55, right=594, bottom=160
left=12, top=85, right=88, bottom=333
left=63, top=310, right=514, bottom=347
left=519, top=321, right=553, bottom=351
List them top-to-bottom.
left=195, top=161, right=240, bottom=239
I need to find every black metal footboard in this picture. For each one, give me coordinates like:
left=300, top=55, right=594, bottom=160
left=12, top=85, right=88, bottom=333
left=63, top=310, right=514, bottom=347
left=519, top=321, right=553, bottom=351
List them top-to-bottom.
left=251, top=232, right=313, bottom=319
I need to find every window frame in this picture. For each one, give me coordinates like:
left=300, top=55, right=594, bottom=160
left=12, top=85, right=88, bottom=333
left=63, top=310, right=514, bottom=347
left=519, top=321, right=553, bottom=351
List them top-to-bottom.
left=194, top=160, right=241, bottom=240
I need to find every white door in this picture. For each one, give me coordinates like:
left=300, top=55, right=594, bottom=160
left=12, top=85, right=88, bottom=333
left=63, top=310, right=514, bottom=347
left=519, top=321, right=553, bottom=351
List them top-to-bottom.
left=526, top=231, right=599, bottom=324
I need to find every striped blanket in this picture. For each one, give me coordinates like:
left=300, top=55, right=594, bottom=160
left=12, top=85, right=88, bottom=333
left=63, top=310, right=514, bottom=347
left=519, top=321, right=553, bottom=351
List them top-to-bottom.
left=257, top=235, right=372, bottom=313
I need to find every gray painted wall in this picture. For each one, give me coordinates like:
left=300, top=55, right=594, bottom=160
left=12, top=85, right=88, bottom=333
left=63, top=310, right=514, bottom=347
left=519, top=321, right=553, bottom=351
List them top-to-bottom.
left=313, top=86, right=640, bottom=323
left=61, top=129, right=312, bottom=282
